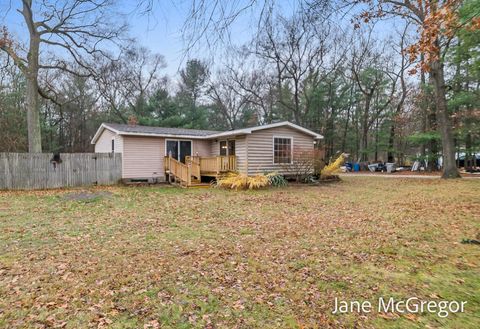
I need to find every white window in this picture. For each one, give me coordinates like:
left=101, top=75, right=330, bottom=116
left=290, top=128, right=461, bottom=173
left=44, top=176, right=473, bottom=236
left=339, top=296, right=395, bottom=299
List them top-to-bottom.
left=273, top=137, right=292, bottom=164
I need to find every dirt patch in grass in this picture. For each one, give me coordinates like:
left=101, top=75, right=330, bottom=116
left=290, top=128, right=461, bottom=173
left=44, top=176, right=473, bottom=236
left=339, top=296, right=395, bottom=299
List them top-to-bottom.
left=0, top=178, right=479, bottom=328
left=61, top=191, right=113, bottom=202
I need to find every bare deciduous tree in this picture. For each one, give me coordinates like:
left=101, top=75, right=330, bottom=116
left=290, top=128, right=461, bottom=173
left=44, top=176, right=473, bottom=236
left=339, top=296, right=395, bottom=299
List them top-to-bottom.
left=0, top=0, right=126, bottom=152
left=254, top=10, right=330, bottom=125
left=387, top=22, right=413, bottom=162
left=350, top=29, right=400, bottom=161
left=95, top=45, right=166, bottom=123
left=208, top=68, right=252, bottom=129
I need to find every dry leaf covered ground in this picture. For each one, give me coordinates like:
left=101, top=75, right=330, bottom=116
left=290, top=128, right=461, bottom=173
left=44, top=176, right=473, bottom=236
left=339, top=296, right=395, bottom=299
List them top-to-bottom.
left=0, top=177, right=479, bottom=328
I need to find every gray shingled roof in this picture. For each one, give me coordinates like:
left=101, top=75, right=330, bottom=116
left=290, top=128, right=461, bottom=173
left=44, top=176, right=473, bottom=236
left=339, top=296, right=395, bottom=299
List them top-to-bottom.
left=104, top=123, right=220, bottom=137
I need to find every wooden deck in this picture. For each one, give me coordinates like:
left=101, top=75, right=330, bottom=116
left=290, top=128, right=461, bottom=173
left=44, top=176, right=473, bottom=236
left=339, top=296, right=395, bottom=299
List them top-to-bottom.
left=164, top=155, right=236, bottom=187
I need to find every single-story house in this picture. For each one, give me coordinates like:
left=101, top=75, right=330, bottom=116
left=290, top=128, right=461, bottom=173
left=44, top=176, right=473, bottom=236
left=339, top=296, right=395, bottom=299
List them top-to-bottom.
left=91, top=121, right=323, bottom=185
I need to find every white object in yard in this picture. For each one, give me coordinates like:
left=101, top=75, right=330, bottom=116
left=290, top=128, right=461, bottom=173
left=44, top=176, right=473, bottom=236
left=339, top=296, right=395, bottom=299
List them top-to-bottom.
left=411, top=161, right=420, bottom=171
left=386, top=163, right=396, bottom=173
left=368, top=164, right=378, bottom=172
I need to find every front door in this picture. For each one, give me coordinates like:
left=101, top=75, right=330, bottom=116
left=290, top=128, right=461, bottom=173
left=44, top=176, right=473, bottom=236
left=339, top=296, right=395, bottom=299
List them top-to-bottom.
left=219, top=140, right=235, bottom=156
left=219, top=141, right=227, bottom=156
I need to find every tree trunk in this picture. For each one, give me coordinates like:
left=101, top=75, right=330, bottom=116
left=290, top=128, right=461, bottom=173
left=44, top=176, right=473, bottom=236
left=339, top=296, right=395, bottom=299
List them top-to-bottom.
left=23, top=0, right=42, bottom=153
left=26, top=32, right=42, bottom=152
left=429, top=58, right=460, bottom=178
left=420, top=68, right=427, bottom=158
left=25, top=75, right=42, bottom=152
left=425, top=75, right=438, bottom=172
left=293, top=79, right=301, bottom=125
left=388, top=80, right=407, bottom=163
left=341, top=86, right=353, bottom=152
left=360, top=93, right=372, bottom=162
left=341, top=105, right=351, bottom=152
left=325, top=108, right=335, bottom=159
left=374, top=116, right=379, bottom=162
left=387, top=124, right=395, bottom=163
left=465, top=133, right=472, bottom=171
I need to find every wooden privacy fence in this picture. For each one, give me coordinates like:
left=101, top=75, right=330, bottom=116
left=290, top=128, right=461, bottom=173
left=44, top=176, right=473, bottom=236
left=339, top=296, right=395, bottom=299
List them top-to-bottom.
left=0, top=153, right=122, bottom=190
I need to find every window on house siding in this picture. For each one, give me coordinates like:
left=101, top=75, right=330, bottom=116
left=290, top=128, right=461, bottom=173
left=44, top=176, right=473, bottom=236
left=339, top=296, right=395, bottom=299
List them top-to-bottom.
left=273, top=137, right=292, bottom=164
left=111, top=139, right=115, bottom=153
left=166, top=140, right=192, bottom=163
left=166, top=140, right=179, bottom=159
left=220, top=140, right=235, bottom=156
left=228, top=140, right=235, bottom=156
left=219, top=141, right=227, bottom=156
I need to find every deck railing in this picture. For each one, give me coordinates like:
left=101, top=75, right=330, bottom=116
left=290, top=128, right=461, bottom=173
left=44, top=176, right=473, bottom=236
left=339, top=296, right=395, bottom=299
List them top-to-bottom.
left=166, top=155, right=236, bottom=186
left=185, top=155, right=236, bottom=174
left=165, top=156, right=191, bottom=186
left=221, top=156, right=236, bottom=172
left=187, top=157, right=201, bottom=179
left=199, top=157, right=219, bottom=173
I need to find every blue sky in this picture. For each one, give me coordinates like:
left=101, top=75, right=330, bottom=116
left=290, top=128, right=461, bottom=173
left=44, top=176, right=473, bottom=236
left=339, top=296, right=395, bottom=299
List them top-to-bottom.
left=0, top=1, right=312, bottom=77
left=1, top=1, right=400, bottom=77
left=1, top=1, right=191, bottom=75
left=126, top=1, right=191, bottom=74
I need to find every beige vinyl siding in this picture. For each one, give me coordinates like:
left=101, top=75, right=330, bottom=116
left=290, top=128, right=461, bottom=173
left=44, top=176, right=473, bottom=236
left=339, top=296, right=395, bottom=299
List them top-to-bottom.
left=246, top=126, right=315, bottom=175
left=94, top=129, right=123, bottom=154
left=95, top=129, right=117, bottom=153
left=114, top=135, right=124, bottom=153
left=122, top=136, right=165, bottom=180
left=235, top=136, right=248, bottom=174
left=122, top=137, right=210, bottom=180
left=192, top=139, right=211, bottom=156
left=210, top=140, right=219, bottom=156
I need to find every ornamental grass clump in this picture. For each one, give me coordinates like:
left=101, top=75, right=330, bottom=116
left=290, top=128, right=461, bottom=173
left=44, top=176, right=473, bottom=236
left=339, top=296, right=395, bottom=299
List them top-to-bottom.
left=321, top=153, right=348, bottom=179
left=216, top=172, right=272, bottom=190
left=215, top=173, right=248, bottom=189
left=247, top=174, right=269, bottom=189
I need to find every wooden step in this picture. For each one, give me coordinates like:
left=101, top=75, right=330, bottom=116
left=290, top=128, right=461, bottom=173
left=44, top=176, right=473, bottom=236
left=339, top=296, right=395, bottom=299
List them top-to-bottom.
left=188, top=183, right=211, bottom=188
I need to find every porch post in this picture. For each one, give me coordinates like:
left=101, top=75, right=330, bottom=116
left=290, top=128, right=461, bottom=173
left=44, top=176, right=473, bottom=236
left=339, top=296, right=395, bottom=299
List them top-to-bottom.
left=168, top=154, right=172, bottom=183
left=217, top=157, right=221, bottom=174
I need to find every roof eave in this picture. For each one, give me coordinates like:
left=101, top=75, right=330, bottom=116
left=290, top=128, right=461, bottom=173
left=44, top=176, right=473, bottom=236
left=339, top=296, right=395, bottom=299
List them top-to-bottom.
left=91, top=121, right=324, bottom=144
left=205, top=122, right=324, bottom=139
left=277, top=122, right=323, bottom=139
left=91, top=123, right=120, bottom=144
left=206, top=130, right=251, bottom=139
left=117, top=131, right=216, bottom=139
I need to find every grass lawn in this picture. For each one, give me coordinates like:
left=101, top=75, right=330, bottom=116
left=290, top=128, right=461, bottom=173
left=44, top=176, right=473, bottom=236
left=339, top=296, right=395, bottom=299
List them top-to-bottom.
left=0, top=177, right=479, bottom=328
